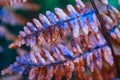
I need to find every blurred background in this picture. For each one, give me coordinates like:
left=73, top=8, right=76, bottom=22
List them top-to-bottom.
left=0, top=0, right=119, bottom=79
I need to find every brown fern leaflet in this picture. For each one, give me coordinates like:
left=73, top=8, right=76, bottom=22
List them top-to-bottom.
left=0, top=0, right=29, bottom=6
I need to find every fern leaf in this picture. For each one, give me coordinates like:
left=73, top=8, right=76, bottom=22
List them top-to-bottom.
left=0, top=0, right=27, bottom=6
left=1, top=0, right=119, bottom=80
left=9, top=0, right=98, bottom=48
left=101, top=5, right=120, bottom=44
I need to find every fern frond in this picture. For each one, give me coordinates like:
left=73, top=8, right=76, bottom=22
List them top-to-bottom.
left=0, top=0, right=28, bottom=6
left=1, top=0, right=119, bottom=80
left=9, top=0, right=99, bottom=48
left=10, top=2, right=40, bottom=11
left=100, top=4, right=120, bottom=44
left=0, top=26, right=16, bottom=41
left=1, top=43, right=114, bottom=80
